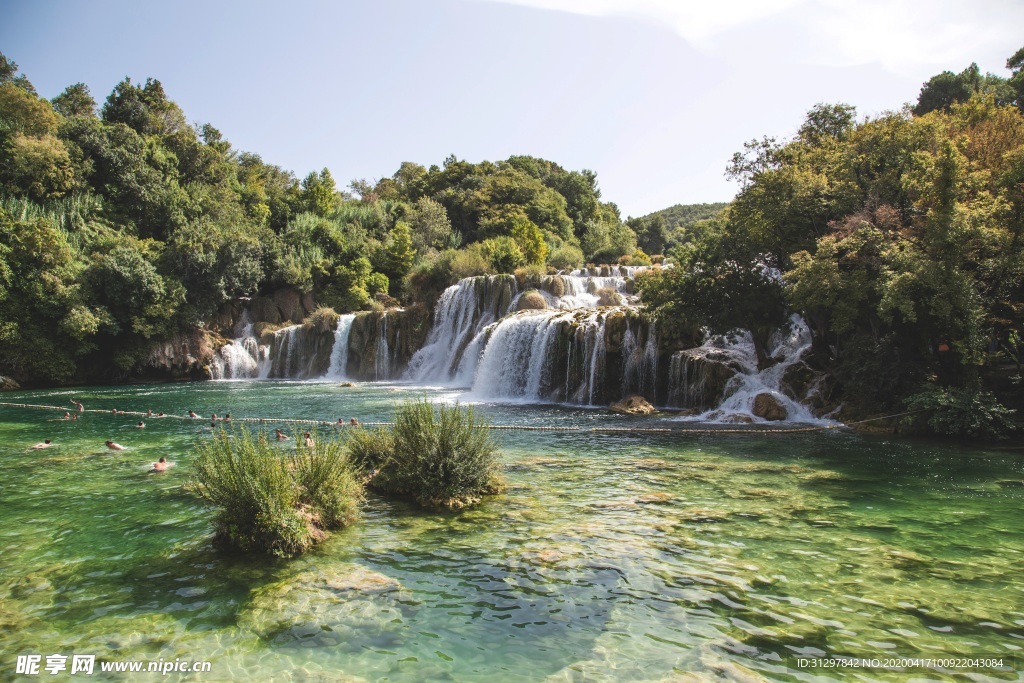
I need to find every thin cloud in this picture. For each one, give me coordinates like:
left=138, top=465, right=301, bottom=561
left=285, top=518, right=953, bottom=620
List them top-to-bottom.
left=476, top=0, right=1024, bottom=73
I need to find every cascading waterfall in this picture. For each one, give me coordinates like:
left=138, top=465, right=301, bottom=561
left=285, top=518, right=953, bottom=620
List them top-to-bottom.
left=406, top=269, right=647, bottom=387
left=210, top=311, right=262, bottom=379
left=375, top=313, right=391, bottom=381
left=326, top=314, right=356, bottom=379
left=668, top=315, right=828, bottom=423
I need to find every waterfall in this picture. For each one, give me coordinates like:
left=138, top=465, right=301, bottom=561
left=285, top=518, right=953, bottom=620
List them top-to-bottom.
left=406, top=269, right=648, bottom=386
left=405, top=275, right=517, bottom=383
left=210, top=312, right=262, bottom=379
left=375, top=313, right=391, bottom=381
left=326, top=314, right=355, bottom=379
left=667, top=315, right=828, bottom=423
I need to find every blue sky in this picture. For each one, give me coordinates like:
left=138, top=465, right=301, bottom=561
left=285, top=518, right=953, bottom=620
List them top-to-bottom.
left=2, top=0, right=1022, bottom=217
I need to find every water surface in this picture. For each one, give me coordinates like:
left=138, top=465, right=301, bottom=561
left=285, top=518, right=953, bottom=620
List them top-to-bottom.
left=1, top=381, right=1022, bottom=681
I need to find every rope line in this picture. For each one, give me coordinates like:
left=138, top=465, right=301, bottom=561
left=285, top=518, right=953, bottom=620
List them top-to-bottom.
left=0, top=401, right=874, bottom=434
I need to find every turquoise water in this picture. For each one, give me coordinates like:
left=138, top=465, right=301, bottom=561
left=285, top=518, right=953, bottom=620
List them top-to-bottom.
left=1, top=381, right=1023, bottom=681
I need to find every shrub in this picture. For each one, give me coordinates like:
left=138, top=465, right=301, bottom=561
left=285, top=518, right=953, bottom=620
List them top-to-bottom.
left=481, top=236, right=525, bottom=273
left=450, top=244, right=494, bottom=280
left=547, top=244, right=584, bottom=270
left=595, top=287, right=623, bottom=306
left=516, top=289, right=547, bottom=310
left=304, top=307, right=339, bottom=333
left=903, top=386, right=1018, bottom=440
left=348, top=399, right=503, bottom=509
left=189, top=428, right=363, bottom=556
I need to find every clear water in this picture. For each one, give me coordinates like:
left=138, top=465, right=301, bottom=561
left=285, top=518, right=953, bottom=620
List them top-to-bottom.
left=2, top=381, right=1023, bottom=681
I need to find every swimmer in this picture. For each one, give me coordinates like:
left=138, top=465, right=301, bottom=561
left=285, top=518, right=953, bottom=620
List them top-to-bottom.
left=72, top=399, right=84, bottom=412
left=111, top=408, right=117, bottom=414
left=147, top=409, right=153, bottom=417
left=188, top=410, right=198, bottom=418
left=62, top=412, right=71, bottom=420
left=157, top=412, right=165, bottom=417
left=211, top=413, right=218, bottom=421
left=223, top=413, right=231, bottom=421
left=71, top=414, right=78, bottom=421
left=336, top=417, right=345, bottom=426
left=350, top=418, right=360, bottom=426
left=136, top=421, right=145, bottom=428
left=274, top=429, right=289, bottom=441
left=303, top=432, right=314, bottom=448
left=30, top=439, right=53, bottom=450
left=105, top=440, right=125, bottom=451
left=151, top=456, right=173, bottom=472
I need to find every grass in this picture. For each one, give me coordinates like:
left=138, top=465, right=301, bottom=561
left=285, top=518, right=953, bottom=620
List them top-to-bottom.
left=348, top=398, right=504, bottom=509
left=188, top=427, right=362, bottom=556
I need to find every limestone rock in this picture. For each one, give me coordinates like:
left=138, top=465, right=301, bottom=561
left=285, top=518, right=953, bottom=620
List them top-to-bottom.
left=668, top=348, right=743, bottom=410
left=0, top=375, right=20, bottom=391
left=752, top=392, right=787, bottom=421
left=609, top=395, right=657, bottom=415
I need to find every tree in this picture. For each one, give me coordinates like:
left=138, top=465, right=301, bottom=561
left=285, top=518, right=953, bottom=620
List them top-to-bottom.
left=0, top=52, right=36, bottom=94
left=52, top=83, right=96, bottom=118
left=301, top=168, right=337, bottom=216
left=510, top=217, right=547, bottom=265
left=380, top=221, right=415, bottom=289
left=637, top=222, right=788, bottom=367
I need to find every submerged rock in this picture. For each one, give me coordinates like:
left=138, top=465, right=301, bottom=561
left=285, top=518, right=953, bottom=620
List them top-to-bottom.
left=752, top=393, right=787, bottom=421
left=609, top=395, right=657, bottom=415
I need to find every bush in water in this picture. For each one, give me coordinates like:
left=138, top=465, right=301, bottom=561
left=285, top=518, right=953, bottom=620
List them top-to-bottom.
left=348, top=399, right=504, bottom=509
left=189, top=428, right=363, bottom=556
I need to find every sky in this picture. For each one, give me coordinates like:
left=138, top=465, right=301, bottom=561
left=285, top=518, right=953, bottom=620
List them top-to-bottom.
left=2, top=0, right=1023, bottom=217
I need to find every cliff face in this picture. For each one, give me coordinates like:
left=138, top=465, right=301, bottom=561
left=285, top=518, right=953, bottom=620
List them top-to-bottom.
left=345, top=306, right=431, bottom=381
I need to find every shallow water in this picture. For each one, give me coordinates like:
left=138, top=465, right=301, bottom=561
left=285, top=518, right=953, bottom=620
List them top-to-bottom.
left=1, top=381, right=1023, bottom=681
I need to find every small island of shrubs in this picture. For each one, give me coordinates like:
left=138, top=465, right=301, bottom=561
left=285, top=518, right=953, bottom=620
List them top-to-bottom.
left=187, top=400, right=503, bottom=556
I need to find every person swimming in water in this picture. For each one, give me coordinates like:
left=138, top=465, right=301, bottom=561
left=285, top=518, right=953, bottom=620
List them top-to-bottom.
left=72, top=399, right=84, bottom=412
left=188, top=410, right=199, bottom=418
left=62, top=412, right=71, bottom=420
left=350, top=418, right=360, bottom=426
left=136, top=421, right=145, bottom=428
left=275, top=429, right=289, bottom=440
left=303, top=432, right=314, bottom=448
left=30, top=439, right=52, bottom=450
left=105, top=440, right=125, bottom=451
left=151, top=456, right=172, bottom=472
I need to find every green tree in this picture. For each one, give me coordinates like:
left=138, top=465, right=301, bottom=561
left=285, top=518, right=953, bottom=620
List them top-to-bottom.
left=52, top=83, right=96, bottom=118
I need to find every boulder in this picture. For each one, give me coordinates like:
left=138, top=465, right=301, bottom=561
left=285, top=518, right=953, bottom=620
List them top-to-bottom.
left=781, top=360, right=837, bottom=417
left=0, top=376, right=20, bottom=392
left=752, top=392, right=787, bottom=421
left=609, top=395, right=658, bottom=416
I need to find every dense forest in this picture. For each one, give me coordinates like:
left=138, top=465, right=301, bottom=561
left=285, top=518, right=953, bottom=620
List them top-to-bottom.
left=640, top=47, right=1024, bottom=436
left=0, top=52, right=648, bottom=384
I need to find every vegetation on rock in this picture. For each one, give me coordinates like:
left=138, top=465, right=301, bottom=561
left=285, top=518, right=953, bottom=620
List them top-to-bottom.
left=347, top=399, right=503, bottom=509
left=188, top=428, right=363, bottom=556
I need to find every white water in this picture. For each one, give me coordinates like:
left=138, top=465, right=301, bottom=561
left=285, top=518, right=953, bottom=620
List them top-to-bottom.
left=406, top=270, right=648, bottom=387
left=210, top=312, right=263, bottom=380
left=326, top=314, right=356, bottom=379
left=671, top=315, right=831, bottom=424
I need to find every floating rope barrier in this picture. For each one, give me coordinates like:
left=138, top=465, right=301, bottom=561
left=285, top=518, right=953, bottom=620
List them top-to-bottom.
left=0, top=401, right=866, bottom=435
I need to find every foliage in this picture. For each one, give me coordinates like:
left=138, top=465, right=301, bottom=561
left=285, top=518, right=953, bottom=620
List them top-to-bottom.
left=0, top=50, right=630, bottom=385
left=903, top=386, right=1017, bottom=439
left=347, top=399, right=502, bottom=509
left=189, top=427, right=363, bottom=556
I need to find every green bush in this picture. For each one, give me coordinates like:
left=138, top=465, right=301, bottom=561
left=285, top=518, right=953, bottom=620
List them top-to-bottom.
left=547, top=243, right=584, bottom=270
left=903, top=386, right=1018, bottom=440
left=348, top=399, right=503, bottom=509
left=189, top=428, right=363, bottom=556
